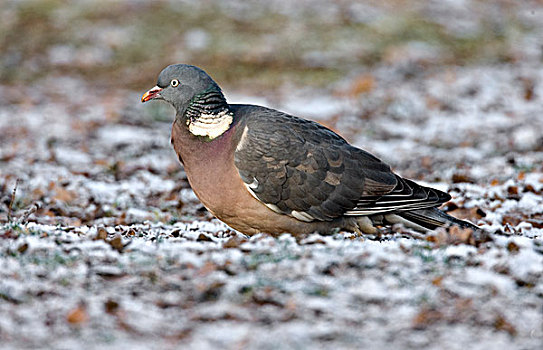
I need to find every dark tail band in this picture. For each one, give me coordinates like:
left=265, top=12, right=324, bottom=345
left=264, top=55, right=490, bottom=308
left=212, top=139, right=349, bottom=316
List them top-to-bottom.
left=398, top=207, right=479, bottom=231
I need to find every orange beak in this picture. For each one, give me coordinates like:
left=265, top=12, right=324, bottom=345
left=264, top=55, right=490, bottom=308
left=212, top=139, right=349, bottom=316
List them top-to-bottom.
left=141, top=86, right=163, bottom=103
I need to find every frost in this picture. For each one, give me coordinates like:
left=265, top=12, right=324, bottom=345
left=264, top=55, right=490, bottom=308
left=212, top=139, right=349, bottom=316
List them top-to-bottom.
left=1, top=1, right=543, bottom=348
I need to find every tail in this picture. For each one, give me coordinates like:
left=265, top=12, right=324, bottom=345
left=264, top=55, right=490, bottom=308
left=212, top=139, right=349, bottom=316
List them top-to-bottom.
left=396, top=207, right=479, bottom=231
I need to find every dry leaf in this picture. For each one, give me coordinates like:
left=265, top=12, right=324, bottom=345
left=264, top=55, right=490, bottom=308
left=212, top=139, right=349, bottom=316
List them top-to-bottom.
left=349, top=74, right=375, bottom=97
left=452, top=173, right=475, bottom=184
left=53, top=186, right=76, bottom=202
left=507, top=186, right=519, bottom=195
left=448, top=207, right=486, bottom=221
left=502, top=215, right=522, bottom=227
left=526, top=218, right=543, bottom=228
left=93, top=227, right=108, bottom=241
left=197, top=233, right=213, bottom=242
left=107, top=234, right=124, bottom=252
left=223, top=236, right=247, bottom=249
left=506, top=241, right=520, bottom=254
left=17, top=242, right=29, bottom=254
left=197, top=261, right=218, bottom=276
left=432, top=276, right=444, bottom=286
left=105, top=299, right=120, bottom=315
left=67, top=304, right=88, bottom=325
left=412, top=307, right=444, bottom=329
left=494, top=315, right=517, bottom=336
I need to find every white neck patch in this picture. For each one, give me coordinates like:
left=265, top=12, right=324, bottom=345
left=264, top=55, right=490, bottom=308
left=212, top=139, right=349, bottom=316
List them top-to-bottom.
left=187, top=109, right=233, bottom=140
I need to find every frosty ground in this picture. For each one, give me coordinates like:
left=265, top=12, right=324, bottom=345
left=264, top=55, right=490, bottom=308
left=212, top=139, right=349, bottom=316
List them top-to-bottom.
left=1, top=1, right=543, bottom=349
left=2, top=61, right=542, bottom=349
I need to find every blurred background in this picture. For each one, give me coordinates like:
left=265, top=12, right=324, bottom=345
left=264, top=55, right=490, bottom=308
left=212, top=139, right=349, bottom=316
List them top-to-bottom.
left=2, top=0, right=540, bottom=91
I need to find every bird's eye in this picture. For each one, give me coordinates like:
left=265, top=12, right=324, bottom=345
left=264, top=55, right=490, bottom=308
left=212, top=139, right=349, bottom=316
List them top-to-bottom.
left=170, top=79, right=179, bottom=87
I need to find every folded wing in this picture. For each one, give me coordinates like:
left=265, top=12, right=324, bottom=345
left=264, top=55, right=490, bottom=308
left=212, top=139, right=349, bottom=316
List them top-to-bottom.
left=233, top=106, right=449, bottom=222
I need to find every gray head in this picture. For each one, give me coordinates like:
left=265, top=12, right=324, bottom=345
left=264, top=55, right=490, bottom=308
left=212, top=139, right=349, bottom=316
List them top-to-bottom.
left=142, top=64, right=224, bottom=113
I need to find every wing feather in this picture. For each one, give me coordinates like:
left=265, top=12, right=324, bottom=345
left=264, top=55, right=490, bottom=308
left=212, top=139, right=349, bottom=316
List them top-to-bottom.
left=232, top=105, right=449, bottom=222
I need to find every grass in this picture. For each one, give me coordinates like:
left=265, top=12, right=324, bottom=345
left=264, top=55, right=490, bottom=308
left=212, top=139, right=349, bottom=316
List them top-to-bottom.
left=411, top=244, right=438, bottom=263
left=244, top=249, right=301, bottom=270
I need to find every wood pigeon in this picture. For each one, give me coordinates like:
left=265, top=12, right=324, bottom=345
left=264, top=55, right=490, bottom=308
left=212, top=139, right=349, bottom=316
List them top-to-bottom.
left=142, top=64, right=478, bottom=236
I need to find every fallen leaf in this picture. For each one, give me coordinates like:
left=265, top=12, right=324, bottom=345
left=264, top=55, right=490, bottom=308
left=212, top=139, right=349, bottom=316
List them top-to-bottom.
left=349, top=74, right=375, bottom=97
left=452, top=173, right=475, bottom=184
left=53, top=186, right=76, bottom=202
left=507, top=186, right=519, bottom=195
left=448, top=207, right=486, bottom=221
left=502, top=215, right=522, bottom=227
left=526, top=218, right=543, bottom=228
left=428, top=225, right=492, bottom=247
left=447, top=225, right=473, bottom=244
left=93, top=227, right=108, bottom=241
left=170, top=228, right=182, bottom=237
left=197, top=233, right=213, bottom=242
left=107, top=234, right=124, bottom=252
left=223, top=236, right=247, bottom=249
left=506, top=241, right=520, bottom=254
left=17, top=242, right=29, bottom=253
left=197, top=261, right=218, bottom=276
left=432, top=276, right=444, bottom=286
left=197, top=281, right=225, bottom=302
left=104, top=299, right=120, bottom=314
left=67, top=304, right=88, bottom=325
left=412, top=307, right=444, bottom=329
left=494, top=315, right=517, bottom=336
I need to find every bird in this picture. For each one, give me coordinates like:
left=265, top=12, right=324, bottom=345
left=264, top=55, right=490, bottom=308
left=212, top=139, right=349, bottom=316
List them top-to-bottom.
left=142, top=64, right=478, bottom=236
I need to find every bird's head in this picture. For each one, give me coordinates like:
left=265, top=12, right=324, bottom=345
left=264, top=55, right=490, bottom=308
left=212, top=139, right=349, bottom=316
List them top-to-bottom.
left=141, top=64, right=222, bottom=114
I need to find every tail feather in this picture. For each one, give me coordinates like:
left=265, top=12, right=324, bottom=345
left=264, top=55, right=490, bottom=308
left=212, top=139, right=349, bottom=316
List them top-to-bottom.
left=397, top=207, right=479, bottom=231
